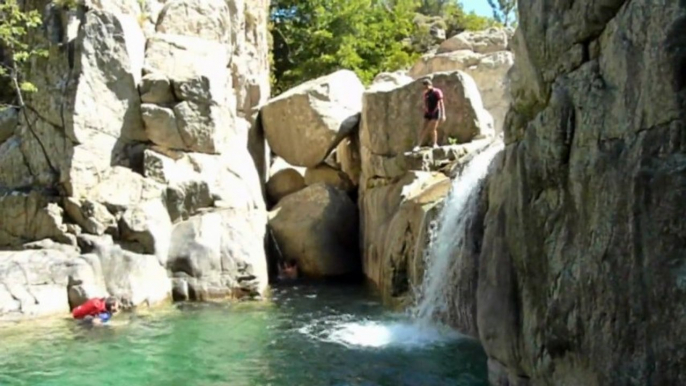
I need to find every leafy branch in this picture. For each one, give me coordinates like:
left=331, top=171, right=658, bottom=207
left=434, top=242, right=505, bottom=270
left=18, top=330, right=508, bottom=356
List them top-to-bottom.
left=0, top=0, right=48, bottom=109
left=0, top=0, right=58, bottom=177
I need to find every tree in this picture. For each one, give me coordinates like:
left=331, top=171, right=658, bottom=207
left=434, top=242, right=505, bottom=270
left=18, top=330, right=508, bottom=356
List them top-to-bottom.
left=0, top=0, right=47, bottom=108
left=269, top=0, right=498, bottom=93
left=270, top=0, right=421, bottom=94
left=417, top=0, right=451, bottom=15
left=486, top=0, right=516, bottom=27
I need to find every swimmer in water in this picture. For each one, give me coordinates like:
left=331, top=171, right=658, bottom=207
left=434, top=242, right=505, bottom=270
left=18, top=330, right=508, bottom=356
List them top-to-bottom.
left=278, top=259, right=298, bottom=281
left=72, top=296, right=120, bottom=325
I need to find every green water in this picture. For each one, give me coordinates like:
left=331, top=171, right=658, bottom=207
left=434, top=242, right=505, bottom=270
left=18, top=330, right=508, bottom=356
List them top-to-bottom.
left=0, top=283, right=488, bottom=386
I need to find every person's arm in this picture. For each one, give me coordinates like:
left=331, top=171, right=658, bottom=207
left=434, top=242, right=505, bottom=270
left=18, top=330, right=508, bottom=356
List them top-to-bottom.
left=439, top=99, right=446, bottom=121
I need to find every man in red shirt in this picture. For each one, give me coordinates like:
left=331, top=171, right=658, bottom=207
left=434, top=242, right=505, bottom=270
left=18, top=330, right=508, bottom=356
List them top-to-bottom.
left=413, top=78, right=446, bottom=151
left=72, top=297, right=120, bottom=323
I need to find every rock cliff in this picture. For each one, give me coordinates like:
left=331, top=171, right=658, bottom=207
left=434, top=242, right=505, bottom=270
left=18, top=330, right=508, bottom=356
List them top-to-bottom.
left=0, top=0, right=271, bottom=319
left=478, top=1, right=686, bottom=384
left=410, top=28, right=514, bottom=134
left=358, top=70, right=495, bottom=306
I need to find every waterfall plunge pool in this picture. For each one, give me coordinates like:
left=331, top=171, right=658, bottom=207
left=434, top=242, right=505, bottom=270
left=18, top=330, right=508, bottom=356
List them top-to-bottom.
left=0, top=283, right=488, bottom=386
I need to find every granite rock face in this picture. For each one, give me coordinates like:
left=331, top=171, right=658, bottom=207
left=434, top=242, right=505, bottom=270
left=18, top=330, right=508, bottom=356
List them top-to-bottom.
left=0, top=0, right=272, bottom=320
left=477, top=1, right=686, bottom=385
left=410, top=28, right=514, bottom=135
left=261, top=70, right=364, bottom=168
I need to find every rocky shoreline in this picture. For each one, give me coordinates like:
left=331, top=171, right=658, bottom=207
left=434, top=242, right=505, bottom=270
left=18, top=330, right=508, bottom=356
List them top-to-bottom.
left=0, top=0, right=510, bottom=321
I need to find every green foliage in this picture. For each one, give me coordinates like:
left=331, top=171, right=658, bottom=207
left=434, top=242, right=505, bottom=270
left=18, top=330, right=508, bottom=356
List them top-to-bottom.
left=0, top=0, right=48, bottom=106
left=53, top=0, right=80, bottom=10
left=270, top=0, right=498, bottom=94
left=271, top=0, right=422, bottom=94
left=417, top=0, right=451, bottom=16
left=486, top=0, right=516, bottom=27
left=442, top=2, right=499, bottom=36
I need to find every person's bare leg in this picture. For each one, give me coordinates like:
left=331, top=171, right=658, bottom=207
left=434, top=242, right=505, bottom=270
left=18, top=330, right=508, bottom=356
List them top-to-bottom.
left=414, top=120, right=430, bottom=150
left=431, top=120, right=440, bottom=147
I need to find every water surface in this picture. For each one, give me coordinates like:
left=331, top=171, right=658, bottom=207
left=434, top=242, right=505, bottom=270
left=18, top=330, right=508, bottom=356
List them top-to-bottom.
left=0, top=283, right=488, bottom=386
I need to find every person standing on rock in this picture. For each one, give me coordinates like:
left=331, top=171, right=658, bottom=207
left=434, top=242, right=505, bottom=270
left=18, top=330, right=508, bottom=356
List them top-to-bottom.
left=413, top=78, right=446, bottom=151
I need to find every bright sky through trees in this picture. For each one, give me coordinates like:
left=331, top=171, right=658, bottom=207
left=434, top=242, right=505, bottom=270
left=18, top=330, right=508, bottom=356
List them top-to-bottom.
left=462, top=0, right=492, bottom=17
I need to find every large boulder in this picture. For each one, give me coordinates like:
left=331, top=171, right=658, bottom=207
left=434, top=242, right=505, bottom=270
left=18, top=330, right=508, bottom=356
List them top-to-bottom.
left=155, top=0, right=231, bottom=44
left=477, top=1, right=686, bottom=385
left=437, top=28, right=511, bottom=54
left=144, top=34, right=231, bottom=106
left=410, top=49, right=514, bottom=135
left=261, top=70, right=364, bottom=167
left=360, top=71, right=493, bottom=186
left=304, top=164, right=355, bottom=192
left=87, top=166, right=165, bottom=215
left=266, top=168, right=305, bottom=205
left=269, top=184, right=359, bottom=277
left=119, top=199, right=172, bottom=264
left=167, top=208, right=268, bottom=300
left=78, top=235, right=171, bottom=307
left=0, top=236, right=171, bottom=321
left=0, top=249, right=91, bottom=320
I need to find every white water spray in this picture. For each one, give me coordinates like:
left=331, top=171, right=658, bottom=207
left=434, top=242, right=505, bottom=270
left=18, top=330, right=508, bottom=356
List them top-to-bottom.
left=412, top=141, right=504, bottom=325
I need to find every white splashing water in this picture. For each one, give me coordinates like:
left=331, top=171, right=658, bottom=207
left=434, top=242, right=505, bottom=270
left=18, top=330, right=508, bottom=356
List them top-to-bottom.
left=412, top=141, right=504, bottom=325
left=298, top=314, right=460, bottom=349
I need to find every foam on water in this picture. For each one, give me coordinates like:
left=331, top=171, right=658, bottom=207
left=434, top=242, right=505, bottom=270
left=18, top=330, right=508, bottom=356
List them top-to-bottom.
left=299, top=315, right=460, bottom=349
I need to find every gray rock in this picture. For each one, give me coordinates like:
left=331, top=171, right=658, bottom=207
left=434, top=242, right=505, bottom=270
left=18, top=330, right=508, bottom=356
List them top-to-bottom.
left=476, top=1, right=686, bottom=384
left=261, top=70, right=364, bottom=167
left=140, top=73, right=175, bottom=104
left=0, top=107, right=18, bottom=144
left=266, top=168, right=305, bottom=204
left=269, top=184, right=359, bottom=278
left=167, top=209, right=268, bottom=299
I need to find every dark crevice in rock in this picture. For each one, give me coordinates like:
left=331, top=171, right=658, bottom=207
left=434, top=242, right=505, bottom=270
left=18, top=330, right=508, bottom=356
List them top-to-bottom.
left=665, top=14, right=686, bottom=116
left=581, top=39, right=591, bottom=64
left=24, top=105, right=64, bottom=131
left=18, top=146, right=36, bottom=179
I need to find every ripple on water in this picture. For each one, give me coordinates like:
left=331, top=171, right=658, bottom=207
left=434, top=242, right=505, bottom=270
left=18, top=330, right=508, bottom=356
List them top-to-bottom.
left=0, top=284, right=488, bottom=386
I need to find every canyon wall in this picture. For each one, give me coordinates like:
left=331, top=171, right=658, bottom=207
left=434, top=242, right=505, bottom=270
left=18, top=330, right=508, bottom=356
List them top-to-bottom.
left=0, top=0, right=271, bottom=319
left=478, top=1, right=686, bottom=384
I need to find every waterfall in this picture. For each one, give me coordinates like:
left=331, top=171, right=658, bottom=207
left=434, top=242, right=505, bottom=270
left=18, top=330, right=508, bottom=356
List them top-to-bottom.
left=412, top=140, right=504, bottom=325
